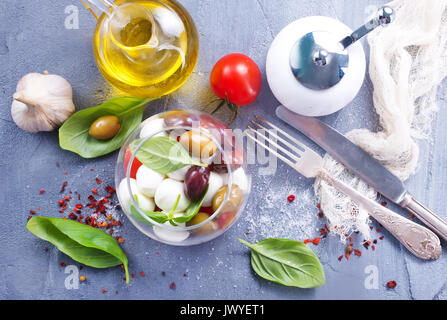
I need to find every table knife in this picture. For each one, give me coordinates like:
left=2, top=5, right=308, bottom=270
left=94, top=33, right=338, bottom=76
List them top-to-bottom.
left=276, top=105, right=447, bottom=241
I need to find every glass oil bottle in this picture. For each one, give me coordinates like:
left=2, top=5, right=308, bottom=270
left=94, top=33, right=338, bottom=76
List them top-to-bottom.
left=82, top=0, right=199, bottom=98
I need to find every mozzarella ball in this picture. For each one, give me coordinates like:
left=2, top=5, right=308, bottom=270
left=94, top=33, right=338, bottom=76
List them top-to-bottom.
left=140, top=118, right=167, bottom=139
left=136, top=165, right=165, bottom=197
left=167, top=165, right=191, bottom=181
left=222, top=167, right=249, bottom=193
left=203, top=172, right=224, bottom=207
left=118, top=178, right=155, bottom=212
left=155, top=178, right=191, bottom=212
left=136, top=192, right=156, bottom=212
left=153, top=214, right=190, bottom=242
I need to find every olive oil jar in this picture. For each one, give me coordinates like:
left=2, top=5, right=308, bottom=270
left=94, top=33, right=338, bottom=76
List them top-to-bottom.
left=82, top=0, right=199, bottom=98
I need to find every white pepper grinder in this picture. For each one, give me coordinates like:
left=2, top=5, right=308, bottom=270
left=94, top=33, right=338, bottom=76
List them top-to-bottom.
left=266, top=7, right=394, bottom=117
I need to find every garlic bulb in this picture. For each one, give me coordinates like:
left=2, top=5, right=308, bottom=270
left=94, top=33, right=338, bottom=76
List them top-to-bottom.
left=11, top=71, right=75, bottom=133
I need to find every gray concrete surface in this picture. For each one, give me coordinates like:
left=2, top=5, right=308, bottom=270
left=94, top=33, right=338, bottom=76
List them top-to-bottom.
left=1, top=0, right=447, bottom=300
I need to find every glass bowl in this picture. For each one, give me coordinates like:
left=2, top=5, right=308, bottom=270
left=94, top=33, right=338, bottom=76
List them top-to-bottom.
left=115, top=110, right=251, bottom=246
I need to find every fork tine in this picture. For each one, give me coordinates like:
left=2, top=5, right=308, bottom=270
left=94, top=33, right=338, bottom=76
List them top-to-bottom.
left=255, top=115, right=310, bottom=151
left=251, top=120, right=304, bottom=156
left=247, top=126, right=301, bottom=163
left=245, top=131, right=297, bottom=169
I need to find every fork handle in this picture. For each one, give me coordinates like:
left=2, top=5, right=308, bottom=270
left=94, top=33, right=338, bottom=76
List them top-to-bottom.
left=319, top=171, right=442, bottom=260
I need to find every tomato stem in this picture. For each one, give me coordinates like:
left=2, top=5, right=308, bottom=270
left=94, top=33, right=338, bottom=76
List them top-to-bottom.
left=211, top=94, right=239, bottom=124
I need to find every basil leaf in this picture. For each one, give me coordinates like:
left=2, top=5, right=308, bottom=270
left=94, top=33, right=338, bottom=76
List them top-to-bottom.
left=59, top=96, right=152, bottom=158
left=129, top=136, right=206, bottom=174
left=173, top=186, right=209, bottom=223
left=130, top=205, right=169, bottom=225
left=27, top=217, right=130, bottom=283
left=238, top=238, right=325, bottom=288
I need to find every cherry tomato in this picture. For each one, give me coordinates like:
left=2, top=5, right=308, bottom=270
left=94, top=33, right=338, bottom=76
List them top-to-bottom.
left=210, top=53, right=262, bottom=106
left=123, top=147, right=142, bottom=179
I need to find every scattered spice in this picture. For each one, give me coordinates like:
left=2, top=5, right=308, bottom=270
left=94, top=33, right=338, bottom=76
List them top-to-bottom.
left=96, top=178, right=102, bottom=184
left=60, top=181, right=68, bottom=193
left=39, top=190, right=45, bottom=194
left=287, top=194, right=295, bottom=202
left=381, top=201, right=387, bottom=206
left=29, top=210, right=36, bottom=215
left=317, top=211, right=324, bottom=218
left=409, top=213, right=415, bottom=219
left=117, top=237, right=125, bottom=244
left=304, top=237, right=320, bottom=245
left=346, top=245, right=353, bottom=253
left=354, top=249, right=362, bottom=257
left=338, top=255, right=343, bottom=262
left=60, top=262, right=66, bottom=267
left=140, top=272, right=145, bottom=277
left=131, top=273, right=135, bottom=278
left=80, top=275, right=86, bottom=282
left=386, top=280, right=397, bottom=288
left=169, top=282, right=175, bottom=289
left=101, top=289, right=107, bottom=294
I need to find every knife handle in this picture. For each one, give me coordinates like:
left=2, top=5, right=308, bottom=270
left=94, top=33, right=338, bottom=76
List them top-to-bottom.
left=319, top=171, right=442, bottom=260
left=401, top=193, right=447, bottom=242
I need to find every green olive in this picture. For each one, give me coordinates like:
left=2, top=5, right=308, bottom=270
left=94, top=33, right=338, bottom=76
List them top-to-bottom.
left=89, top=115, right=121, bottom=140
left=179, top=131, right=217, bottom=159
left=212, top=184, right=243, bottom=212
left=186, top=212, right=217, bottom=235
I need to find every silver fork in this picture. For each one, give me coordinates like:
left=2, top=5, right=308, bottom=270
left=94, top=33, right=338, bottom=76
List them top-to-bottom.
left=246, top=116, right=441, bottom=260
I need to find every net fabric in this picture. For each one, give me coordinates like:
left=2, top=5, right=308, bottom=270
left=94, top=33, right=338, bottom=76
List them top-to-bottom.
left=314, top=0, right=447, bottom=242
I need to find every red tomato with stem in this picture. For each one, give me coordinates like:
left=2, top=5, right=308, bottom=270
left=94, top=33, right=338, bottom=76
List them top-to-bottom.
left=210, top=53, right=262, bottom=121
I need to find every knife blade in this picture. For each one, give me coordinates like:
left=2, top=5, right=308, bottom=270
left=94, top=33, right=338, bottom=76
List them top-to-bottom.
left=276, top=105, right=447, bottom=241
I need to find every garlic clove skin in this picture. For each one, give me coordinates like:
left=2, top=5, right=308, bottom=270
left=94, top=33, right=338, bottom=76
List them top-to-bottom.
left=11, top=72, right=75, bottom=133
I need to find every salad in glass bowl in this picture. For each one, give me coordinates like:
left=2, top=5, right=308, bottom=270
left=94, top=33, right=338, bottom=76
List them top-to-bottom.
left=115, top=110, right=250, bottom=246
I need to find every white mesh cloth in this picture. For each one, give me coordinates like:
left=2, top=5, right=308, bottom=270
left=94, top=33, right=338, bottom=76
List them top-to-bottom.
left=314, top=0, right=447, bottom=242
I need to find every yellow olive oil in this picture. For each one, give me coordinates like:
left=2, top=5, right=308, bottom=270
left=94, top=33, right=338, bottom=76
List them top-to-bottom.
left=93, top=0, right=199, bottom=98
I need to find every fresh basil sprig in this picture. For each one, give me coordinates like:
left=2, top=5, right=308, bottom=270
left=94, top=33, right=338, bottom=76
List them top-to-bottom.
left=59, top=96, right=151, bottom=158
left=129, top=136, right=206, bottom=175
left=173, top=186, right=209, bottom=224
left=130, top=189, right=208, bottom=226
left=130, top=204, right=169, bottom=225
left=27, top=217, right=130, bottom=284
left=238, top=238, right=325, bottom=288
